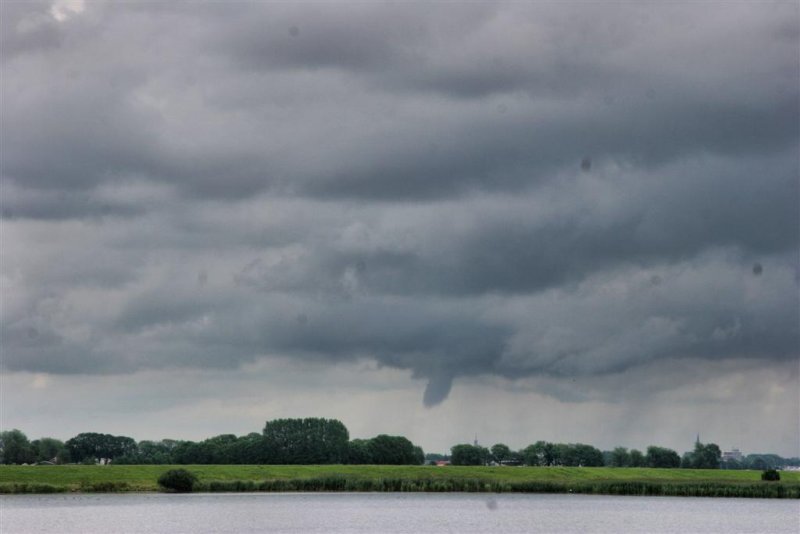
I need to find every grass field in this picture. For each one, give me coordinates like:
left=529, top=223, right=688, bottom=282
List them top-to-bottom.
left=1, top=465, right=798, bottom=497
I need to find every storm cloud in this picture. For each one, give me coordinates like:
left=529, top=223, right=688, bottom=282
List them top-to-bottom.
left=2, top=0, right=797, bottom=423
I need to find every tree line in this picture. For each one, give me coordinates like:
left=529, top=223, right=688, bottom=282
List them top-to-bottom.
left=0, top=419, right=424, bottom=466
left=2, top=424, right=797, bottom=470
left=447, top=440, right=800, bottom=470
left=450, top=442, right=647, bottom=467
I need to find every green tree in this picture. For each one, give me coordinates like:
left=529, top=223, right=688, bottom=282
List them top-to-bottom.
left=263, top=418, right=349, bottom=464
left=0, top=429, right=36, bottom=464
left=65, top=432, right=136, bottom=463
left=201, top=434, right=239, bottom=464
left=227, top=434, right=269, bottom=465
left=109, top=435, right=137, bottom=460
left=172, top=435, right=262, bottom=465
left=367, top=435, right=418, bottom=465
left=32, top=437, right=67, bottom=464
left=346, top=439, right=372, bottom=464
left=139, top=440, right=176, bottom=464
left=172, top=441, right=213, bottom=464
left=522, top=441, right=554, bottom=466
left=542, top=442, right=556, bottom=466
left=691, top=442, right=721, bottom=469
left=491, top=443, right=511, bottom=465
left=542, top=443, right=603, bottom=467
left=552, top=443, right=571, bottom=465
left=571, top=443, right=605, bottom=467
left=450, top=444, right=489, bottom=466
left=521, top=444, right=540, bottom=466
left=645, top=446, right=681, bottom=468
left=610, top=447, right=631, bottom=467
left=629, top=449, right=645, bottom=467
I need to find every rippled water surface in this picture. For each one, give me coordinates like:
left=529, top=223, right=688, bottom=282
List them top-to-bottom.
left=2, top=492, right=798, bottom=533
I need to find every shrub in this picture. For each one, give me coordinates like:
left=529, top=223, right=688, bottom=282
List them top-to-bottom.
left=158, top=469, right=198, bottom=492
left=761, top=469, right=780, bottom=481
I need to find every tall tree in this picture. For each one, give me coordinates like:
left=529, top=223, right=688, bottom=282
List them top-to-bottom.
left=263, top=418, right=349, bottom=464
left=0, top=429, right=36, bottom=464
left=65, top=433, right=137, bottom=463
left=227, top=434, right=270, bottom=465
left=367, top=435, right=417, bottom=465
left=32, top=437, right=67, bottom=463
left=346, top=439, right=373, bottom=464
left=171, top=441, right=209, bottom=464
left=522, top=441, right=556, bottom=466
left=522, top=442, right=543, bottom=466
left=688, top=442, right=722, bottom=469
left=571, top=443, right=605, bottom=467
left=450, top=444, right=489, bottom=466
left=645, top=446, right=681, bottom=468
left=611, top=447, right=631, bottom=467
left=629, top=449, right=645, bottom=467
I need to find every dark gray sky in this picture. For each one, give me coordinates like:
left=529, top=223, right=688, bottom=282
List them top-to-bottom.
left=1, top=1, right=798, bottom=456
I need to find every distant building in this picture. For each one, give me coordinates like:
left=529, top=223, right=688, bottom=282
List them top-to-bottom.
left=722, top=448, right=743, bottom=462
left=435, top=460, right=450, bottom=466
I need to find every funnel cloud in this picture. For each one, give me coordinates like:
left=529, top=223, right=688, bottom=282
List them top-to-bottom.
left=423, top=373, right=454, bottom=408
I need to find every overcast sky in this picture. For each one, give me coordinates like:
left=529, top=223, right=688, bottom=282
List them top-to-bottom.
left=1, top=1, right=798, bottom=456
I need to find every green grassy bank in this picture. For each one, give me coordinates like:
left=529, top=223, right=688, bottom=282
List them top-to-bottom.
left=1, top=465, right=798, bottom=498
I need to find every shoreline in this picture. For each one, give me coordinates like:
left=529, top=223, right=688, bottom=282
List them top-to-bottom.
left=2, top=465, right=798, bottom=498
left=2, top=479, right=798, bottom=499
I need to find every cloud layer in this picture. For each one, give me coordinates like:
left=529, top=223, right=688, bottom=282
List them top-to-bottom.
left=2, top=2, right=797, bottom=415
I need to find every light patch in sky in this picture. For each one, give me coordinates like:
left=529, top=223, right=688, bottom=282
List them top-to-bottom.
left=50, top=0, right=84, bottom=22
left=31, top=373, right=50, bottom=390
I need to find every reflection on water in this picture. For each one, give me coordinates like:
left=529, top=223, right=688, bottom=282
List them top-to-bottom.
left=2, top=492, right=799, bottom=534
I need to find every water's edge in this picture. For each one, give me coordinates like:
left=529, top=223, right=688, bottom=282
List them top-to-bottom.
left=3, top=477, right=798, bottom=498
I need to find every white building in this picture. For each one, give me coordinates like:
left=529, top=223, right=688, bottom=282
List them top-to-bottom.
left=722, top=448, right=743, bottom=462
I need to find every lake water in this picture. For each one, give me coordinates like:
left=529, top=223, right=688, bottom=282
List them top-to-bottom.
left=1, top=492, right=798, bottom=533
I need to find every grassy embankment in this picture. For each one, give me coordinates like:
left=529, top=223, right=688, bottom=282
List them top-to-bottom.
left=1, top=465, right=798, bottom=498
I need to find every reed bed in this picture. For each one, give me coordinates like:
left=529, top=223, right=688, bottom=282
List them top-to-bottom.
left=2, top=466, right=798, bottom=498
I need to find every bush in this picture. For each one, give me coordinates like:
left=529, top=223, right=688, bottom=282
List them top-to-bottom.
left=158, top=469, right=198, bottom=492
left=761, top=469, right=780, bottom=481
